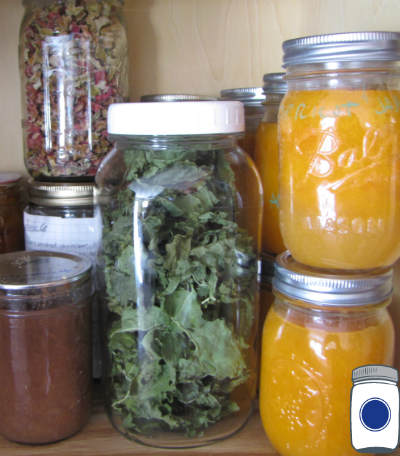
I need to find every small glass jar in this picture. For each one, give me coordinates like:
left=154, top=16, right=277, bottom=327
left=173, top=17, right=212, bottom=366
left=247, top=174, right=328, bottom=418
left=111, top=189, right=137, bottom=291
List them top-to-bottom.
left=19, top=0, right=129, bottom=181
left=279, top=31, right=400, bottom=270
left=254, top=73, right=287, bottom=255
left=220, top=87, right=264, bottom=158
left=141, top=94, right=217, bottom=102
left=96, top=101, right=262, bottom=448
left=0, top=173, right=25, bottom=253
left=23, top=181, right=102, bottom=378
left=0, top=250, right=92, bottom=444
left=259, top=251, right=395, bottom=456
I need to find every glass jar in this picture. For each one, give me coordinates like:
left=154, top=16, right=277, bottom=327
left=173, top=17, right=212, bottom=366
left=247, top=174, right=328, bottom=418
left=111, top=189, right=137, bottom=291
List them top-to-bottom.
left=19, top=0, right=129, bottom=181
left=279, top=31, right=400, bottom=270
left=254, top=73, right=287, bottom=255
left=220, top=87, right=264, bottom=158
left=141, top=94, right=217, bottom=102
left=96, top=101, right=262, bottom=448
left=0, top=173, right=25, bottom=253
left=23, top=180, right=102, bottom=378
left=0, top=250, right=92, bottom=444
left=259, top=251, right=395, bottom=456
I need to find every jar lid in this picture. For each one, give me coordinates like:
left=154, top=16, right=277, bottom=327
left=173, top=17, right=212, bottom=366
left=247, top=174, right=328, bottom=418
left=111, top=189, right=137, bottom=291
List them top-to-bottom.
left=283, top=31, right=400, bottom=67
left=262, top=73, right=287, bottom=94
left=219, top=87, right=264, bottom=105
left=141, top=94, right=217, bottom=102
left=107, top=101, right=244, bottom=135
left=0, top=173, right=22, bottom=186
left=28, top=181, right=95, bottom=206
left=0, top=250, right=91, bottom=298
left=273, top=251, right=393, bottom=307
left=352, top=365, right=398, bottom=383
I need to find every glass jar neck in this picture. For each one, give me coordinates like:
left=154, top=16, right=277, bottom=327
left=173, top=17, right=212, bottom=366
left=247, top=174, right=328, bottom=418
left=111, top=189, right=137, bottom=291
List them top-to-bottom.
left=285, top=60, right=400, bottom=90
left=111, top=134, right=240, bottom=150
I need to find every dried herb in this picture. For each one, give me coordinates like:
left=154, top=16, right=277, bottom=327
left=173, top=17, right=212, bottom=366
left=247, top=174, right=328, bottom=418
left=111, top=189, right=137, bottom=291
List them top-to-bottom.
left=20, top=0, right=128, bottom=178
left=100, top=143, right=257, bottom=436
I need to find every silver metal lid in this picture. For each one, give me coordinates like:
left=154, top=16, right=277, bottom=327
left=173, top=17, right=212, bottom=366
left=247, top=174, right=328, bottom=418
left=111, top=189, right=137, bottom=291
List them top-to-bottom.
left=283, top=31, right=400, bottom=67
left=262, top=73, right=287, bottom=94
left=220, top=87, right=264, bottom=105
left=140, top=94, right=217, bottom=102
left=28, top=180, right=95, bottom=206
left=0, top=250, right=91, bottom=297
left=273, top=252, right=393, bottom=307
left=352, top=365, right=398, bottom=383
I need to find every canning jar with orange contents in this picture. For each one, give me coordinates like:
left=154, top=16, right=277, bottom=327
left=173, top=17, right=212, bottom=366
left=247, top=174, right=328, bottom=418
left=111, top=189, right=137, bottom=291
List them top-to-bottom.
left=279, top=31, right=400, bottom=270
left=254, top=73, right=287, bottom=255
left=259, top=252, right=395, bottom=456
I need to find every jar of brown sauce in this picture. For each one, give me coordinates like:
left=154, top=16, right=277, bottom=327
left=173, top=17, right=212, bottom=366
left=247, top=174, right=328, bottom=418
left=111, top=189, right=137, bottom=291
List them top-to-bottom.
left=0, top=173, right=25, bottom=253
left=0, top=250, right=92, bottom=444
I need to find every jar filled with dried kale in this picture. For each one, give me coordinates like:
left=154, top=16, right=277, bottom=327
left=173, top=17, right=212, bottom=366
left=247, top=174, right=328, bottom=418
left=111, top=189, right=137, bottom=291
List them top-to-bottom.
left=19, top=0, right=129, bottom=180
left=96, top=101, right=262, bottom=448
left=0, top=251, right=92, bottom=444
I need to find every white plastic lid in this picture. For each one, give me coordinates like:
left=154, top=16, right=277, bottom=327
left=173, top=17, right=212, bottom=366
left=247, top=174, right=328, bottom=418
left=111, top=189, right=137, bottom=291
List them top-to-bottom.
left=107, top=101, right=244, bottom=135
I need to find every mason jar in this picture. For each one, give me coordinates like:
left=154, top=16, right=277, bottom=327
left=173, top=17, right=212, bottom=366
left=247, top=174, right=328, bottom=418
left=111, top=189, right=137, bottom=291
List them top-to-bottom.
left=19, top=0, right=129, bottom=181
left=279, top=31, right=400, bottom=270
left=254, top=73, right=287, bottom=255
left=220, top=87, right=264, bottom=158
left=96, top=101, right=262, bottom=448
left=0, top=173, right=25, bottom=253
left=23, top=180, right=102, bottom=378
left=0, top=251, right=92, bottom=444
left=259, top=252, right=395, bottom=456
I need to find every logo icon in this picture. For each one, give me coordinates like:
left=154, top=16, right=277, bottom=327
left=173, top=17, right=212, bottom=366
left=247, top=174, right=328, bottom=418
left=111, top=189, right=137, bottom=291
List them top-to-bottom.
left=351, top=365, right=399, bottom=453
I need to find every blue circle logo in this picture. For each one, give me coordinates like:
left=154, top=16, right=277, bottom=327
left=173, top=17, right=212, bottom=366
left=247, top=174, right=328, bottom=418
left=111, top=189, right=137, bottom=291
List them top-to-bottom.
left=360, top=398, right=391, bottom=432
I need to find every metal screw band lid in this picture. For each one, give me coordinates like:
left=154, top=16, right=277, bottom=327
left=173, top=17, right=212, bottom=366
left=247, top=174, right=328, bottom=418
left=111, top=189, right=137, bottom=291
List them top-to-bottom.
left=282, top=31, right=400, bottom=67
left=262, top=73, right=287, bottom=94
left=220, top=87, right=264, bottom=105
left=141, top=94, right=217, bottom=102
left=28, top=180, right=95, bottom=206
left=273, top=251, right=393, bottom=307
left=352, top=365, right=398, bottom=383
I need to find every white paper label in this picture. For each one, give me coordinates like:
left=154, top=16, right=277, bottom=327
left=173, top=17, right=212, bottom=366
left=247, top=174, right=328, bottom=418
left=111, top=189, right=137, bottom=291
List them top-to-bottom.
left=24, top=212, right=102, bottom=264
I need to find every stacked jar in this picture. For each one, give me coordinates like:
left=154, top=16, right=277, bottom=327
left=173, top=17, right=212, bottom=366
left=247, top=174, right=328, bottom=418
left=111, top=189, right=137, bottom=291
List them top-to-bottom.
left=5, top=0, right=130, bottom=445
left=259, top=31, right=400, bottom=456
left=95, top=100, right=262, bottom=448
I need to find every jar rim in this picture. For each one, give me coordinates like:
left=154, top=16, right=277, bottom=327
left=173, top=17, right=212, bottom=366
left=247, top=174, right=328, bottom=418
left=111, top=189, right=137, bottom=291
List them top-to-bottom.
left=283, top=31, right=400, bottom=68
left=273, top=252, right=393, bottom=307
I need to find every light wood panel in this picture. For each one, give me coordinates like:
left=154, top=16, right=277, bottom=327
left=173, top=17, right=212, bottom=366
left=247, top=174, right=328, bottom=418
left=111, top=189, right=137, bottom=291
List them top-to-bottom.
left=1, top=0, right=400, bottom=174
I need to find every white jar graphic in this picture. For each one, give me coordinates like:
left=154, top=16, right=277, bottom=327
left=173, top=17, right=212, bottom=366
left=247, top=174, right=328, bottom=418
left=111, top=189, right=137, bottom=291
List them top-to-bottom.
left=351, top=365, right=399, bottom=453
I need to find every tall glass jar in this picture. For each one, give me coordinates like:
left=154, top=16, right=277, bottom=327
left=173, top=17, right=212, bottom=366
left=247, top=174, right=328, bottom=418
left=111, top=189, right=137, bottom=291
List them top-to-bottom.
left=19, top=0, right=129, bottom=181
left=279, top=31, right=400, bottom=270
left=254, top=73, right=287, bottom=255
left=220, top=87, right=264, bottom=158
left=96, top=101, right=262, bottom=448
left=0, top=173, right=25, bottom=253
left=0, top=251, right=92, bottom=444
left=259, top=252, right=395, bottom=456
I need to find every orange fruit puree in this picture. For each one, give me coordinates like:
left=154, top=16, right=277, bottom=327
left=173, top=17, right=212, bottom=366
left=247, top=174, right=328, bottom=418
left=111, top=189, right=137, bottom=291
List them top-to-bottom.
left=279, top=89, right=400, bottom=269
left=255, top=121, right=286, bottom=254
left=259, top=305, right=394, bottom=456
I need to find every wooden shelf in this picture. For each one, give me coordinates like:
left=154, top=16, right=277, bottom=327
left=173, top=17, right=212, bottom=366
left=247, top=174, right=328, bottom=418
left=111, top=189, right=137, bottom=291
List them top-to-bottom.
left=2, top=397, right=400, bottom=455
left=0, top=399, right=277, bottom=456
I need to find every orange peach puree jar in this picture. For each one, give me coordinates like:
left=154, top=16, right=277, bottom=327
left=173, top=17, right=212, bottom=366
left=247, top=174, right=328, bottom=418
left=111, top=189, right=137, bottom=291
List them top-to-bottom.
left=279, top=31, right=400, bottom=270
left=254, top=73, right=287, bottom=255
left=259, top=252, right=394, bottom=456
